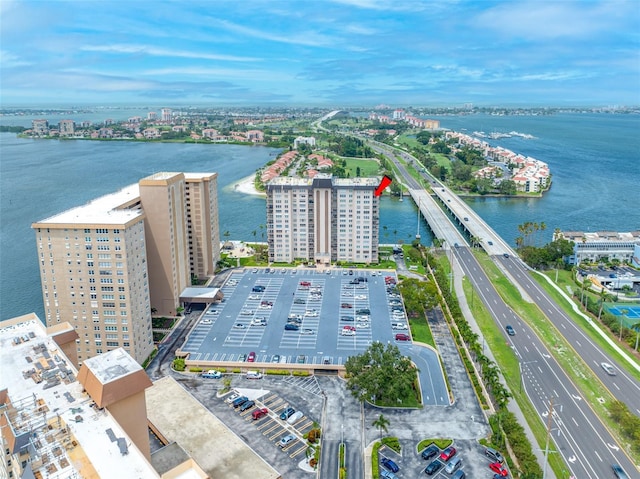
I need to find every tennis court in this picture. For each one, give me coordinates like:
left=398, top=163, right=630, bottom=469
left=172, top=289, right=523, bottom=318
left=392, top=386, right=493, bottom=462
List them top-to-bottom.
left=605, top=304, right=640, bottom=327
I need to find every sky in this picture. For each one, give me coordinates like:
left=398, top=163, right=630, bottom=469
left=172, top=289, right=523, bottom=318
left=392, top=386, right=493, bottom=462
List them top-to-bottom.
left=1, top=0, right=639, bottom=107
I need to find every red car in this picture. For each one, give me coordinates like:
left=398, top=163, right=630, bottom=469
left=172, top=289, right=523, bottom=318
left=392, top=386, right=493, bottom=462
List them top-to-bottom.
left=299, top=281, right=311, bottom=287
left=341, top=303, right=353, bottom=308
left=343, top=325, right=356, bottom=331
left=395, top=333, right=410, bottom=341
left=247, top=351, right=256, bottom=362
left=252, top=408, right=268, bottom=420
left=439, top=446, right=457, bottom=462
left=489, top=462, right=508, bottom=476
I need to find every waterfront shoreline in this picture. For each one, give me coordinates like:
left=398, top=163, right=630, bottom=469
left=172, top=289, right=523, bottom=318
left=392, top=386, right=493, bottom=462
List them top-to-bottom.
left=234, top=174, right=265, bottom=196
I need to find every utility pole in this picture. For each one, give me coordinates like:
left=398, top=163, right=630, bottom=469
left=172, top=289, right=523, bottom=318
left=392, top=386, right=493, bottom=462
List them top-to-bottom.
left=543, top=398, right=554, bottom=479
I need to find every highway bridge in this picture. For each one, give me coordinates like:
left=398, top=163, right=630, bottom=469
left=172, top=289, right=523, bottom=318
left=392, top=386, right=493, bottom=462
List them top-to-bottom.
left=369, top=140, right=640, bottom=479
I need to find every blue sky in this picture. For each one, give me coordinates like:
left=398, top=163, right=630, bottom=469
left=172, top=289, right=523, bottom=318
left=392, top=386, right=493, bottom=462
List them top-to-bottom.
left=1, top=0, right=639, bottom=107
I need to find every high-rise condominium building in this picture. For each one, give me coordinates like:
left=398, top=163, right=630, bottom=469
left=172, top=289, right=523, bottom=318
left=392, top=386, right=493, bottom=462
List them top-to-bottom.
left=161, top=108, right=172, bottom=122
left=32, top=172, right=219, bottom=365
left=266, top=174, right=379, bottom=265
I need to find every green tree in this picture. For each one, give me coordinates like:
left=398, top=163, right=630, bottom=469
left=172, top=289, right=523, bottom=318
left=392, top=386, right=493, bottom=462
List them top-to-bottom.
left=344, top=342, right=418, bottom=405
left=372, top=414, right=390, bottom=439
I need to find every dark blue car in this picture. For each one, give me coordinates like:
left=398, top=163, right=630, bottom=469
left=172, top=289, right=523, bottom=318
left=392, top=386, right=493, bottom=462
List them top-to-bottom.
left=381, top=457, right=399, bottom=473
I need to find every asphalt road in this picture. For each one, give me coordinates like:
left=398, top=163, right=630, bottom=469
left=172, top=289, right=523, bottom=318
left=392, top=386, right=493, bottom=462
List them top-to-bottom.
left=454, top=246, right=639, bottom=479
left=500, top=255, right=640, bottom=417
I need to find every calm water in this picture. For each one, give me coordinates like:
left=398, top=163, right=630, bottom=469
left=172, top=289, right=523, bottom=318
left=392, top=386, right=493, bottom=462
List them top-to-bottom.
left=1, top=112, right=638, bottom=320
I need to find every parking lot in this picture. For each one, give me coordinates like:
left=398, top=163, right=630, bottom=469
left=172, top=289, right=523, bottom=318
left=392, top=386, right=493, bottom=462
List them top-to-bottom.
left=180, top=267, right=416, bottom=366
left=377, top=440, right=510, bottom=479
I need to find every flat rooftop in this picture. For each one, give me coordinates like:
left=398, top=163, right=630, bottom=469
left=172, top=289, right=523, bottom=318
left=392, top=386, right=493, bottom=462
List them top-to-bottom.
left=33, top=183, right=142, bottom=226
left=0, top=314, right=158, bottom=478
left=146, top=377, right=281, bottom=479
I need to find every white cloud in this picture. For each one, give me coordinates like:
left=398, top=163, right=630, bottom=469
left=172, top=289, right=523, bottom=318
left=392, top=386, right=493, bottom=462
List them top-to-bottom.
left=476, top=1, right=634, bottom=40
left=207, top=18, right=335, bottom=47
left=80, top=44, right=260, bottom=62
left=0, top=50, right=32, bottom=67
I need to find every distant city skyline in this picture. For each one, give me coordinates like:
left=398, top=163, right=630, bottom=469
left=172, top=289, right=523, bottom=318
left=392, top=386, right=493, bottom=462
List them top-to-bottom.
left=1, top=0, right=639, bottom=107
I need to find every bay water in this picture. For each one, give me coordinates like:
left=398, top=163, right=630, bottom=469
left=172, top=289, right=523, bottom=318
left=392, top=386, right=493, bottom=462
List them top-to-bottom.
left=1, top=112, right=638, bottom=320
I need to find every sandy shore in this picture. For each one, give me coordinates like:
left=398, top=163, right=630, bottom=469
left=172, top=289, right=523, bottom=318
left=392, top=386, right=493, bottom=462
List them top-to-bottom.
left=233, top=174, right=265, bottom=196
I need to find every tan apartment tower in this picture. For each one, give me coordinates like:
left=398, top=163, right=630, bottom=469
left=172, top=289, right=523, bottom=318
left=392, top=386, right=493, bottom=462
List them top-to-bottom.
left=139, top=173, right=190, bottom=316
left=184, top=173, right=220, bottom=279
left=266, top=174, right=379, bottom=264
left=32, top=184, right=154, bottom=367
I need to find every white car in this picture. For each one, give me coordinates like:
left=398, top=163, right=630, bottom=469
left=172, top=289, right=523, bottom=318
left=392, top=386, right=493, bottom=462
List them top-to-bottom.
left=248, top=294, right=261, bottom=300
left=355, top=295, right=367, bottom=300
left=206, top=309, right=219, bottom=315
left=240, top=310, right=254, bottom=315
left=304, top=310, right=318, bottom=317
left=250, top=318, right=267, bottom=326
left=200, top=319, right=213, bottom=325
left=392, top=323, right=408, bottom=330
left=300, top=329, right=315, bottom=335
left=341, top=329, right=355, bottom=336
left=601, top=362, right=617, bottom=376
left=287, top=411, right=304, bottom=424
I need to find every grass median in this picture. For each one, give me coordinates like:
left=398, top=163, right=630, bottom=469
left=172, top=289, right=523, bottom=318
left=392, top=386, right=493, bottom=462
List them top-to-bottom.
left=472, top=251, right=639, bottom=464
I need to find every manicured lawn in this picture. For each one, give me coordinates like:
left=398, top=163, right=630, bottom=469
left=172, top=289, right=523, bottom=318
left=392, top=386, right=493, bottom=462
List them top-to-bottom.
left=343, top=158, right=381, bottom=177
left=410, top=314, right=435, bottom=348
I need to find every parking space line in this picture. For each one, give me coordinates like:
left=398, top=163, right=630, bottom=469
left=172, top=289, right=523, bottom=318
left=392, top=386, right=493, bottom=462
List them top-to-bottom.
left=256, top=419, right=274, bottom=430
left=297, top=419, right=313, bottom=431
left=263, top=423, right=281, bottom=435
left=269, top=429, right=286, bottom=440
left=289, top=444, right=307, bottom=457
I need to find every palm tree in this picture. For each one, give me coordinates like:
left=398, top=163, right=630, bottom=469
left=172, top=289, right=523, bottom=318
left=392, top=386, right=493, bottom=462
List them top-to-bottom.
left=597, top=288, right=609, bottom=321
left=619, top=309, right=629, bottom=341
left=632, top=321, right=640, bottom=351
left=372, top=414, right=390, bottom=439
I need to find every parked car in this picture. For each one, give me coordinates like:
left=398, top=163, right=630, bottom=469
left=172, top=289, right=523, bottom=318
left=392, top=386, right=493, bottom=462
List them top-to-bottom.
left=252, top=285, right=265, bottom=292
left=294, top=298, right=306, bottom=304
left=341, top=303, right=353, bottom=308
left=341, top=316, right=354, bottom=322
left=250, top=318, right=267, bottom=326
left=200, top=319, right=213, bottom=325
left=233, top=323, right=246, bottom=329
left=284, top=323, right=299, bottom=331
left=392, top=323, right=408, bottom=330
left=505, top=325, right=515, bottom=336
left=341, top=329, right=356, bottom=336
left=395, top=333, right=410, bottom=341
left=247, top=351, right=256, bottom=362
left=271, top=354, right=280, bottom=363
left=201, top=370, right=222, bottom=379
left=245, top=370, right=262, bottom=379
left=225, top=393, right=239, bottom=404
left=232, top=396, right=249, bottom=408
left=239, top=400, right=255, bottom=412
left=279, top=407, right=295, bottom=420
left=252, top=408, right=268, bottom=420
left=287, top=410, right=304, bottom=424
left=279, top=434, right=296, bottom=448
left=421, top=444, right=439, bottom=460
left=439, top=446, right=457, bottom=462
left=485, top=447, right=504, bottom=463
left=444, top=457, right=462, bottom=474
left=380, top=458, right=399, bottom=473
left=424, top=459, right=442, bottom=475
left=489, top=462, right=508, bottom=476
left=380, top=470, right=398, bottom=479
